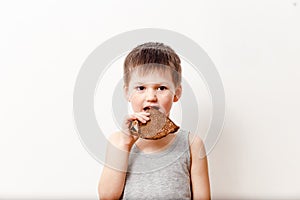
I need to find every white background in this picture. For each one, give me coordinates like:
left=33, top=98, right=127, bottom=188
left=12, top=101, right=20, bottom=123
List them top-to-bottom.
left=1, top=0, right=299, bottom=199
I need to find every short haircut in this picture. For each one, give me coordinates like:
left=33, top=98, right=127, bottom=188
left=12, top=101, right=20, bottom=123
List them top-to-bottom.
left=123, top=42, right=182, bottom=87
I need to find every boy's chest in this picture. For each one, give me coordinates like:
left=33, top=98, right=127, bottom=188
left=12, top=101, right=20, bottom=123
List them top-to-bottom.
left=123, top=155, right=191, bottom=200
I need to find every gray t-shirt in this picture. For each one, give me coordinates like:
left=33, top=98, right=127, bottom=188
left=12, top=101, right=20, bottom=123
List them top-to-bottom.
left=121, top=129, right=191, bottom=200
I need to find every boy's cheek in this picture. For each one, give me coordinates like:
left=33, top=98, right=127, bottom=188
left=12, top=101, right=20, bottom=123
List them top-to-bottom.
left=127, top=91, right=138, bottom=99
left=127, top=92, right=143, bottom=103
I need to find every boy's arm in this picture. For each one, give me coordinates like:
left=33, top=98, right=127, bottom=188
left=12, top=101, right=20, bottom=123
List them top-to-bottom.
left=98, top=112, right=149, bottom=200
left=98, top=132, right=133, bottom=200
left=189, top=134, right=211, bottom=200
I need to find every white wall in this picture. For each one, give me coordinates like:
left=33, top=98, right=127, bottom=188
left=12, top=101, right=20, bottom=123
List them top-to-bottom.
left=0, top=0, right=299, bottom=199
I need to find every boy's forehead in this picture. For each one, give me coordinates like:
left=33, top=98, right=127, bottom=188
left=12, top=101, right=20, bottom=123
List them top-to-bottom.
left=129, top=70, right=173, bottom=84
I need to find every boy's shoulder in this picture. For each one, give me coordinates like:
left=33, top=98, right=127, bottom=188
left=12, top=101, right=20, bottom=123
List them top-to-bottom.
left=107, top=131, right=123, bottom=143
left=107, top=131, right=136, bottom=150
left=188, top=132, right=206, bottom=158
left=188, top=132, right=204, bottom=145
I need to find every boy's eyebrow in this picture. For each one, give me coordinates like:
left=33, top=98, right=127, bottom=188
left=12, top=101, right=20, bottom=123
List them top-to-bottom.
left=133, top=82, right=171, bottom=85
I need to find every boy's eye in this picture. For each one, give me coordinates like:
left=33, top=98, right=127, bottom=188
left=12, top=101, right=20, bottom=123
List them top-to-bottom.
left=136, top=86, right=145, bottom=91
left=157, top=86, right=167, bottom=91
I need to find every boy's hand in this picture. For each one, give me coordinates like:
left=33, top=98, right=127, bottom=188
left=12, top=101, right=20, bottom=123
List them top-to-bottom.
left=119, top=112, right=150, bottom=150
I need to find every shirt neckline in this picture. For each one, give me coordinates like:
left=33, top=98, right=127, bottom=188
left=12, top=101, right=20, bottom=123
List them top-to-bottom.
left=132, top=129, right=182, bottom=158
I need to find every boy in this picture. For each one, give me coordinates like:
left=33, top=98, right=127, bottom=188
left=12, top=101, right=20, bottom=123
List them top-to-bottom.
left=99, top=42, right=210, bottom=199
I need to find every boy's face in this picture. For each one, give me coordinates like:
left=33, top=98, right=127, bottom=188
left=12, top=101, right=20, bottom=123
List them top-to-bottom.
left=125, top=69, right=181, bottom=117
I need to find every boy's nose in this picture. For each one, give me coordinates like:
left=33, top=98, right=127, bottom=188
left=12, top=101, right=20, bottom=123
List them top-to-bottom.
left=146, top=89, right=157, bottom=101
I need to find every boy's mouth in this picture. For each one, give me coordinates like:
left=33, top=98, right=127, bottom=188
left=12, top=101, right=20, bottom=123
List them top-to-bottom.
left=143, top=106, right=160, bottom=111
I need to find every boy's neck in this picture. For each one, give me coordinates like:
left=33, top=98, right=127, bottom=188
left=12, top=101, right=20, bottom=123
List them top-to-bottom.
left=135, top=134, right=176, bottom=154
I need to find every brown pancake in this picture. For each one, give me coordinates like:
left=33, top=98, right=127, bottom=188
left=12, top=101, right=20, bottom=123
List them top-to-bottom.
left=129, top=107, right=180, bottom=140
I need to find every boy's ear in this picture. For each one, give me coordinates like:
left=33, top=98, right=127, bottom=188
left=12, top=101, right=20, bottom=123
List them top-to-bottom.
left=123, top=85, right=130, bottom=102
left=173, top=85, right=182, bottom=102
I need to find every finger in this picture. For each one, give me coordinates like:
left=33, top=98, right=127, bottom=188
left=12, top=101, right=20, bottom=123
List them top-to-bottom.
left=140, top=111, right=151, bottom=116
left=136, top=112, right=151, bottom=120
left=139, top=112, right=151, bottom=119
left=133, top=113, right=150, bottom=123
left=136, top=116, right=147, bottom=123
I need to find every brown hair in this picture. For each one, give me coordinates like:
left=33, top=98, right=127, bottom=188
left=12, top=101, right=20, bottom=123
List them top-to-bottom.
left=123, top=42, right=182, bottom=87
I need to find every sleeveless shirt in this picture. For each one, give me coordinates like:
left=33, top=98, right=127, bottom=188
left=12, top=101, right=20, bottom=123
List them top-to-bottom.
left=121, top=129, right=191, bottom=200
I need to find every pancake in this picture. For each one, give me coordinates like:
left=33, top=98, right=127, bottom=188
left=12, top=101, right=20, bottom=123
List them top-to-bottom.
left=129, top=107, right=179, bottom=140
